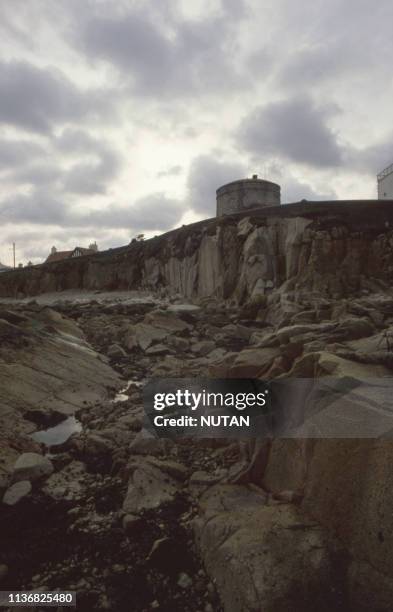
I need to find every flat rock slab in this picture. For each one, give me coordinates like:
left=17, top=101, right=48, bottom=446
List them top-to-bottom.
left=13, top=453, right=54, bottom=483
left=194, top=484, right=347, bottom=612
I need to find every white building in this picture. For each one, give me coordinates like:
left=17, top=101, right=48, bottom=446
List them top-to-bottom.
left=378, top=163, right=393, bottom=199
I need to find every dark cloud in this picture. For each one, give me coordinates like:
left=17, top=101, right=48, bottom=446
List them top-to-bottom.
left=77, top=5, right=248, bottom=97
left=81, top=13, right=173, bottom=94
left=276, top=45, right=348, bottom=89
left=0, top=60, right=114, bottom=133
left=237, top=96, right=343, bottom=167
left=1, top=129, right=122, bottom=196
left=0, top=138, right=45, bottom=169
left=345, top=139, right=393, bottom=175
left=63, top=149, right=122, bottom=195
left=187, top=155, right=247, bottom=215
left=11, top=164, right=62, bottom=187
left=282, top=176, right=336, bottom=202
left=0, top=189, right=183, bottom=233
left=0, top=190, right=68, bottom=225
left=85, top=194, right=184, bottom=231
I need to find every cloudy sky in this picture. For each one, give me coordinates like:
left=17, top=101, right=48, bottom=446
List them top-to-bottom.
left=0, top=0, right=392, bottom=265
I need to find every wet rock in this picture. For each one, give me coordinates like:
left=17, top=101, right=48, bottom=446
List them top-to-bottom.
left=13, top=452, right=54, bottom=483
left=2, top=480, right=32, bottom=505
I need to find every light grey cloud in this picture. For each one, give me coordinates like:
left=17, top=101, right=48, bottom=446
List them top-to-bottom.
left=0, top=60, right=114, bottom=133
left=237, top=96, right=343, bottom=168
left=187, top=155, right=247, bottom=215
left=157, top=165, right=183, bottom=178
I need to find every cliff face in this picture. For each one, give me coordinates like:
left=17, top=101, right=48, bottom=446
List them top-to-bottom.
left=2, top=200, right=393, bottom=302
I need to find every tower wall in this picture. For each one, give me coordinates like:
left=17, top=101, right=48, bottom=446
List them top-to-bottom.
left=216, top=176, right=281, bottom=217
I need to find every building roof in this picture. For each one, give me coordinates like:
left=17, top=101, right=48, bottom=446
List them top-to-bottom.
left=71, top=247, right=96, bottom=256
left=45, top=250, right=73, bottom=263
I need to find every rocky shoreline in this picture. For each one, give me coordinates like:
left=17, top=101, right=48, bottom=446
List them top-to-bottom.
left=1, top=288, right=393, bottom=610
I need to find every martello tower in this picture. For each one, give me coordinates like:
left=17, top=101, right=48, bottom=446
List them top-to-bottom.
left=216, top=174, right=281, bottom=217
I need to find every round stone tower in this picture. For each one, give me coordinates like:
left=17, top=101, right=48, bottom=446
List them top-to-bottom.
left=216, top=175, right=281, bottom=217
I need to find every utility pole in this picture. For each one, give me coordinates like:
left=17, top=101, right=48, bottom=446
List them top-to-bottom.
left=12, top=242, right=15, bottom=269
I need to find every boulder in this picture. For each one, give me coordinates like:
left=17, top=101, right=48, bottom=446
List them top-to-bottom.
left=144, top=310, right=191, bottom=333
left=129, top=323, right=169, bottom=351
left=166, top=336, right=190, bottom=351
left=191, top=340, right=216, bottom=356
left=107, top=344, right=127, bottom=358
left=145, top=344, right=172, bottom=356
left=227, top=347, right=281, bottom=377
left=129, top=431, right=168, bottom=456
left=13, top=453, right=54, bottom=483
left=123, top=461, right=179, bottom=514
left=2, top=480, right=32, bottom=505
left=195, top=484, right=347, bottom=612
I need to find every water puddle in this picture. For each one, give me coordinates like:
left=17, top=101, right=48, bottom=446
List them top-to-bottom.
left=31, top=416, right=82, bottom=447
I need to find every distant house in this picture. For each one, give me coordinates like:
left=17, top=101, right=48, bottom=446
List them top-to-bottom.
left=45, top=242, right=98, bottom=264
left=71, top=246, right=97, bottom=258
left=45, top=248, right=73, bottom=263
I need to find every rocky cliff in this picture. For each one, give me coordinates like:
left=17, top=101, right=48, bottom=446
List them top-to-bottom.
left=2, top=200, right=393, bottom=302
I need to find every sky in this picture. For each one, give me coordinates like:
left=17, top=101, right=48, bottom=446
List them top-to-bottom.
left=0, top=0, right=393, bottom=265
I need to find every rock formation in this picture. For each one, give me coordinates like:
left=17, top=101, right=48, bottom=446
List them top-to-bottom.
left=1, top=200, right=393, bottom=610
